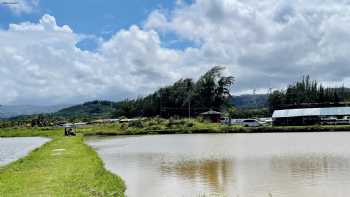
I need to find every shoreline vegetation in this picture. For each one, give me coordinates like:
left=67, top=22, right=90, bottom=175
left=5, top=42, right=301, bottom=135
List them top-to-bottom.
left=3, top=118, right=350, bottom=138
left=1, top=119, right=350, bottom=196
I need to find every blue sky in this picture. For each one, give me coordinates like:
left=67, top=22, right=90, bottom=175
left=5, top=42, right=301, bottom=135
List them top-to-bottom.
left=0, top=0, right=193, bottom=50
left=1, top=1, right=173, bottom=34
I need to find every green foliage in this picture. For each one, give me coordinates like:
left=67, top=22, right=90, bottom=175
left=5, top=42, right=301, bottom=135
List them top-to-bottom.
left=114, top=66, right=234, bottom=118
left=268, top=75, right=350, bottom=113
left=55, top=100, right=117, bottom=119
left=228, top=107, right=269, bottom=118
left=128, top=120, right=144, bottom=128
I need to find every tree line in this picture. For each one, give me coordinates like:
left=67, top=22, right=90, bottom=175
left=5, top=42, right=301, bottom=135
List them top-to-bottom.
left=114, top=66, right=234, bottom=118
left=268, top=75, right=350, bottom=113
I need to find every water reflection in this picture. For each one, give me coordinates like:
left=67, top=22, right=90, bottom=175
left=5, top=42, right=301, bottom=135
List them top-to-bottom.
left=87, top=133, right=350, bottom=197
left=160, top=159, right=235, bottom=194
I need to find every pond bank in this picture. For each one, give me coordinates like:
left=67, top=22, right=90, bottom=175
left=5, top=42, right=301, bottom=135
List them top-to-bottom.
left=81, top=125, right=350, bottom=137
left=0, top=136, right=125, bottom=196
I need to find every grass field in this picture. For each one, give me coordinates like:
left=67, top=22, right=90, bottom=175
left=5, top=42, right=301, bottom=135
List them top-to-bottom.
left=0, top=136, right=125, bottom=197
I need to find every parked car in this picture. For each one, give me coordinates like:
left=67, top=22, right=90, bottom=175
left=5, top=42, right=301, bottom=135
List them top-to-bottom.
left=220, top=117, right=230, bottom=124
left=321, top=117, right=350, bottom=125
left=257, top=118, right=273, bottom=126
left=241, top=119, right=260, bottom=127
left=336, top=119, right=350, bottom=125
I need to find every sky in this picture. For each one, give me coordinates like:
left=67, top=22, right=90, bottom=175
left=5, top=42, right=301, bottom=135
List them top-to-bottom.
left=1, top=0, right=350, bottom=105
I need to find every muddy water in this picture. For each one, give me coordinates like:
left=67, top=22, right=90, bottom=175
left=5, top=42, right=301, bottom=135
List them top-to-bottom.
left=87, top=133, right=350, bottom=197
left=0, top=137, right=50, bottom=166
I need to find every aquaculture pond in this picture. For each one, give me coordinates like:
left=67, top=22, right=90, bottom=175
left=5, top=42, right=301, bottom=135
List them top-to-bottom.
left=87, top=133, right=350, bottom=197
left=0, top=137, right=50, bottom=166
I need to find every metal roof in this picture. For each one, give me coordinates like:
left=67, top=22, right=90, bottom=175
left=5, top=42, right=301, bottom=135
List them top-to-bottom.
left=272, top=107, right=350, bottom=118
left=200, top=110, right=221, bottom=115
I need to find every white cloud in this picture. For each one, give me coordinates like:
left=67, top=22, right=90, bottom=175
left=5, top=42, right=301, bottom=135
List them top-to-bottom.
left=3, top=0, right=350, bottom=105
left=3, top=0, right=39, bottom=14
left=145, top=0, right=350, bottom=91
left=0, top=15, right=182, bottom=105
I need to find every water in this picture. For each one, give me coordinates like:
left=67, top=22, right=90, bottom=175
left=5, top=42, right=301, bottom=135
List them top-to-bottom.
left=87, top=133, right=350, bottom=197
left=0, top=137, right=50, bottom=166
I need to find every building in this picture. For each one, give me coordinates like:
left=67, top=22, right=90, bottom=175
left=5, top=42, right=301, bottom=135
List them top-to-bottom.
left=272, top=107, right=350, bottom=126
left=200, top=110, right=222, bottom=123
left=90, top=119, right=120, bottom=124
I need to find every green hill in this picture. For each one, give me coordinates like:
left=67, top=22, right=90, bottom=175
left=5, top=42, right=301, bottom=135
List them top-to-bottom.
left=231, top=94, right=268, bottom=109
left=54, top=100, right=118, bottom=119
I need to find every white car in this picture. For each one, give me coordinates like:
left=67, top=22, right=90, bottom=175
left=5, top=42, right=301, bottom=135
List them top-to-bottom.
left=241, top=119, right=260, bottom=127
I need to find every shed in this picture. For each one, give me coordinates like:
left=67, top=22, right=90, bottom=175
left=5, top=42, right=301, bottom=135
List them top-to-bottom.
left=272, top=107, right=350, bottom=126
left=200, top=110, right=222, bottom=123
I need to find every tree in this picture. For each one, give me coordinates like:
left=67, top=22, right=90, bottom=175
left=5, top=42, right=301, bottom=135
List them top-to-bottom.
left=113, top=66, right=234, bottom=118
left=268, top=75, right=348, bottom=113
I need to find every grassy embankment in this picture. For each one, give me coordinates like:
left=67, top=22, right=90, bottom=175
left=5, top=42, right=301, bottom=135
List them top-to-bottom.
left=3, top=118, right=350, bottom=138
left=74, top=118, right=350, bottom=136
left=0, top=130, right=125, bottom=197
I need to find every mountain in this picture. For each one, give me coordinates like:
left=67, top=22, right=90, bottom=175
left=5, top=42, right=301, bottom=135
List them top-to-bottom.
left=231, top=94, right=269, bottom=109
left=54, top=100, right=117, bottom=118
left=0, top=104, right=69, bottom=119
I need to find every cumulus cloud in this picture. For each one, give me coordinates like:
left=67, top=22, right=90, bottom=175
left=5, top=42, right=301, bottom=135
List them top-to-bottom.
left=2, top=0, right=350, bottom=104
left=146, top=0, right=350, bottom=91
left=0, top=15, right=181, bottom=105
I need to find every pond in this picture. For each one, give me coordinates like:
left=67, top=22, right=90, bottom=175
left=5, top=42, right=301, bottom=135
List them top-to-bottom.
left=87, top=133, right=350, bottom=197
left=0, top=137, right=50, bottom=166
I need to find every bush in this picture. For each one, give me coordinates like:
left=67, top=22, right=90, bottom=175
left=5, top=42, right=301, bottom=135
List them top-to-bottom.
left=128, top=120, right=144, bottom=128
left=186, top=122, right=194, bottom=127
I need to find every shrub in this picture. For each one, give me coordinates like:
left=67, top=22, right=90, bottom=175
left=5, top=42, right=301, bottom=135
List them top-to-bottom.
left=128, top=120, right=144, bottom=128
left=186, top=122, right=194, bottom=127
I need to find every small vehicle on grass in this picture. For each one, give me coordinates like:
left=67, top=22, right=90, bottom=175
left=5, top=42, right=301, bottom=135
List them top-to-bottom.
left=241, top=119, right=261, bottom=127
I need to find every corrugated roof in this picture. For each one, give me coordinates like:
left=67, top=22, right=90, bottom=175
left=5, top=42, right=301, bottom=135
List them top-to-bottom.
left=272, top=107, right=350, bottom=118
left=200, top=110, right=221, bottom=115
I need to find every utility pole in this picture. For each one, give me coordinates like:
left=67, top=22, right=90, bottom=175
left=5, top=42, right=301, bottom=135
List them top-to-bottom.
left=185, top=87, right=193, bottom=119
left=268, top=88, right=272, bottom=95
left=253, top=89, right=257, bottom=110
left=159, top=91, right=162, bottom=117
left=187, top=92, right=193, bottom=119
left=188, top=100, right=191, bottom=119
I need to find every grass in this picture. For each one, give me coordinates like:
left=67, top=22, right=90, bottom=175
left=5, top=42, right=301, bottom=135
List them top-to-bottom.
left=74, top=118, right=350, bottom=137
left=76, top=118, right=231, bottom=136
left=2, top=119, right=350, bottom=138
left=0, top=127, right=62, bottom=137
left=0, top=136, right=125, bottom=197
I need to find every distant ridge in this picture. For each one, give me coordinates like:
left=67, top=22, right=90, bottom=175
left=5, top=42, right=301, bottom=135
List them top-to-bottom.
left=231, top=94, right=268, bottom=109
left=54, top=100, right=117, bottom=118
left=0, top=104, right=70, bottom=119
